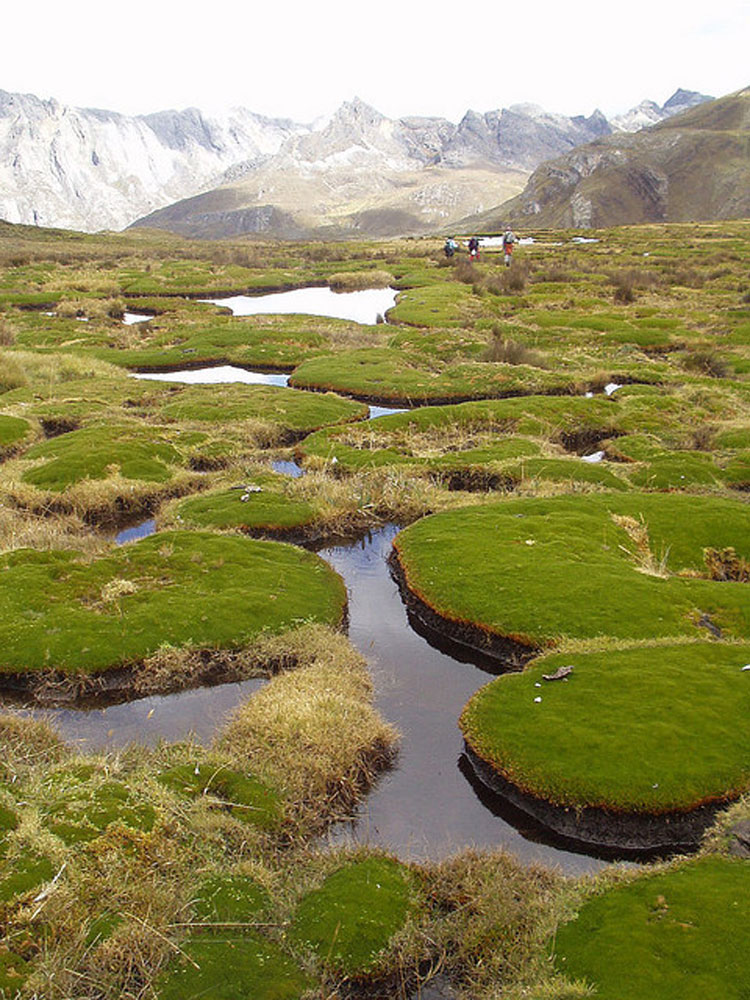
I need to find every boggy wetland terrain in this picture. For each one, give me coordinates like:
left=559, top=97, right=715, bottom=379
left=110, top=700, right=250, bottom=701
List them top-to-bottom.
left=0, top=218, right=748, bottom=998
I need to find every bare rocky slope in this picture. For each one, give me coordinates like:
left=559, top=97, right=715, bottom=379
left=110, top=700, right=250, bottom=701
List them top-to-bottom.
left=0, top=86, right=714, bottom=238
left=463, top=87, right=749, bottom=232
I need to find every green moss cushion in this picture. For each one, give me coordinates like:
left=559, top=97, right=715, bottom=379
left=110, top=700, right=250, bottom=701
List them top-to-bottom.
left=157, top=383, right=367, bottom=431
left=0, top=414, right=31, bottom=450
left=21, top=424, right=183, bottom=491
left=174, top=483, right=317, bottom=534
left=393, top=494, right=750, bottom=647
left=0, top=531, right=346, bottom=675
left=460, top=643, right=750, bottom=812
left=157, top=763, right=282, bottom=830
left=45, top=781, right=156, bottom=844
left=0, top=851, right=54, bottom=903
left=288, top=857, right=412, bottom=975
left=554, top=857, right=750, bottom=1000
left=191, top=874, right=270, bottom=926
left=155, top=934, right=310, bottom=1000
left=0, top=946, right=32, bottom=995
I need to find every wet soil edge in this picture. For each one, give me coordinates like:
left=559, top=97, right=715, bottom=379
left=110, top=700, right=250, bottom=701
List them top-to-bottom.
left=388, top=545, right=730, bottom=851
left=387, top=548, right=539, bottom=671
left=0, top=611, right=349, bottom=709
left=463, top=745, right=728, bottom=851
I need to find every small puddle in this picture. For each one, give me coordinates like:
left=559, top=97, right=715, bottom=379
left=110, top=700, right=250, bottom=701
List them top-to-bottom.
left=201, top=285, right=398, bottom=325
left=132, top=366, right=290, bottom=387
left=271, top=459, right=305, bottom=478
left=115, top=519, right=156, bottom=544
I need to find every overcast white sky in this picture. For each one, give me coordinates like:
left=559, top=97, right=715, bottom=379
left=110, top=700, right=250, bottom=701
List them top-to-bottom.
left=5, top=0, right=749, bottom=123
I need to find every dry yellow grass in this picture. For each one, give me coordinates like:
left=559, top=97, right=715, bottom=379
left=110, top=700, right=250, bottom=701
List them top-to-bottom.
left=217, top=625, right=399, bottom=833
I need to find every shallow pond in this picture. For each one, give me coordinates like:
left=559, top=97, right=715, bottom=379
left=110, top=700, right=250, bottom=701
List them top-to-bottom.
left=201, top=285, right=398, bottom=325
left=131, top=366, right=406, bottom=420
left=133, top=366, right=290, bottom=387
left=20, top=520, right=606, bottom=873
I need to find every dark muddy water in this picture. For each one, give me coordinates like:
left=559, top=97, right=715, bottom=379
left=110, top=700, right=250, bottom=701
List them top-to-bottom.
left=19, top=519, right=607, bottom=873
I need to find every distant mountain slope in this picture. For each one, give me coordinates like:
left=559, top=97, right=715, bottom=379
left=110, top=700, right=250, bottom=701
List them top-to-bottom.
left=0, top=85, right=717, bottom=237
left=464, top=87, right=749, bottom=231
left=0, top=90, right=306, bottom=231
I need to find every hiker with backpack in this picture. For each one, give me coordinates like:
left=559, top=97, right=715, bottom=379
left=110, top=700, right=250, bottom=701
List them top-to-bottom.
left=502, top=228, right=517, bottom=267
left=468, top=236, right=481, bottom=262
left=444, top=237, right=458, bottom=258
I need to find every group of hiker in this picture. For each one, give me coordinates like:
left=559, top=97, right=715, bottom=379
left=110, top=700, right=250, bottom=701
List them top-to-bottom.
left=444, top=229, right=518, bottom=267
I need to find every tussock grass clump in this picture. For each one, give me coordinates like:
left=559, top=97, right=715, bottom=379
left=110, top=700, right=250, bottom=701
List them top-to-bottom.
left=482, top=264, right=529, bottom=295
left=327, top=269, right=394, bottom=291
left=0, top=315, right=16, bottom=345
left=484, top=327, right=547, bottom=367
left=682, top=349, right=731, bottom=379
left=0, top=351, right=28, bottom=393
left=704, top=546, right=750, bottom=582
left=217, top=626, right=399, bottom=833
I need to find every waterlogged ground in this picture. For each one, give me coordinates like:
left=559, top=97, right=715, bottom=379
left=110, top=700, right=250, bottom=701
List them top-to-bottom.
left=0, top=221, right=749, bottom=999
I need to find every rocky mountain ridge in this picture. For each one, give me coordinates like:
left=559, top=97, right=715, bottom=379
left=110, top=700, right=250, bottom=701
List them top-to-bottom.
left=0, top=86, right=713, bottom=237
left=462, top=86, right=750, bottom=231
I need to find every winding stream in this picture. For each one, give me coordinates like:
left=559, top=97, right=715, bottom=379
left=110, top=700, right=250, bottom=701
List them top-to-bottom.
left=12, top=283, right=622, bottom=873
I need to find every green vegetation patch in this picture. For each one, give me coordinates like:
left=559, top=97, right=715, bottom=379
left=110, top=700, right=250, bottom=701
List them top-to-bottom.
left=289, top=347, right=578, bottom=404
left=158, top=383, right=366, bottom=431
left=0, top=414, right=31, bottom=450
left=21, top=424, right=183, bottom=491
left=627, top=451, right=725, bottom=490
left=503, top=456, right=630, bottom=491
left=174, top=482, right=317, bottom=534
left=393, top=494, right=750, bottom=647
left=0, top=531, right=346, bottom=674
left=460, top=642, right=750, bottom=811
left=157, top=763, right=282, bottom=830
left=45, top=780, right=156, bottom=844
left=0, top=851, right=54, bottom=903
left=288, top=857, right=412, bottom=976
left=554, top=857, right=750, bottom=1000
left=192, top=873, right=270, bottom=926
left=155, top=933, right=310, bottom=1000
left=0, top=945, right=32, bottom=995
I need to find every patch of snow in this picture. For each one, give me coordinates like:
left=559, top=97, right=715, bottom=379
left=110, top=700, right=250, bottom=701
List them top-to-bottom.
left=604, top=382, right=622, bottom=396
left=581, top=451, right=605, bottom=463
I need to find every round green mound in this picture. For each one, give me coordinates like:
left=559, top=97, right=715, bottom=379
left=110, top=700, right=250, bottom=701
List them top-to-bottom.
left=289, top=347, right=579, bottom=405
left=157, top=383, right=368, bottom=431
left=0, top=414, right=32, bottom=452
left=20, top=424, right=184, bottom=491
left=174, top=481, right=317, bottom=535
left=393, top=494, right=750, bottom=648
left=0, top=531, right=346, bottom=676
left=460, top=642, right=750, bottom=812
left=288, top=857, right=412, bottom=976
left=554, top=857, right=750, bottom=1000
left=155, top=934, right=310, bottom=1000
